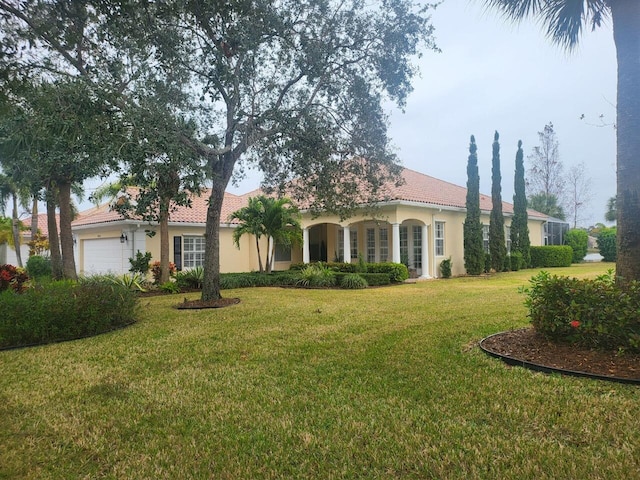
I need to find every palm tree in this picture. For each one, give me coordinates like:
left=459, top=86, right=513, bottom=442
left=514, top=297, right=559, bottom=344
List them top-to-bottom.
left=480, top=0, right=640, bottom=284
left=230, top=196, right=268, bottom=273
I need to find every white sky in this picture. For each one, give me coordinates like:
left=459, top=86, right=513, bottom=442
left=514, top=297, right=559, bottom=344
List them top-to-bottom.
left=82, top=1, right=617, bottom=228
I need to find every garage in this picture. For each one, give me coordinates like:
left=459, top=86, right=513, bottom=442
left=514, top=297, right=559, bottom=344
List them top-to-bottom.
left=82, top=237, right=129, bottom=275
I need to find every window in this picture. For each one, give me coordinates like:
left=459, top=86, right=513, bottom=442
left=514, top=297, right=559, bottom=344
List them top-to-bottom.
left=435, top=222, right=445, bottom=256
left=412, top=225, right=422, bottom=268
left=482, top=225, right=490, bottom=253
left=400, top=226, right=409, bottom=265
left=366, top=228, right=376, bottom=262
left=379, top=228, right=388, bottom=262
left=337, top=229, right=344, bottom=260
left=350, top=229, right=358, bottom=259
left=183, top=236, right=206, bottom=268
left=274, top=243, right=291, bottom=262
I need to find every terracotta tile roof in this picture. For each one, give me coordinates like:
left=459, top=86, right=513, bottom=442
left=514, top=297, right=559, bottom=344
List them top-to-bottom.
left=72, top=168, right=547, bottom=227
left=72, top=189, right=250, bottom=227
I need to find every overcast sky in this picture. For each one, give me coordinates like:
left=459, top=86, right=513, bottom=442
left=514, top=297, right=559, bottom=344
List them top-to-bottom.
left=229, top=1, right=618, bottom=228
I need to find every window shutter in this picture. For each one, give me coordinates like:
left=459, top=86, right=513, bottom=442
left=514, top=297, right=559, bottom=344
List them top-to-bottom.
left=173, top=236, right=182, bottom=271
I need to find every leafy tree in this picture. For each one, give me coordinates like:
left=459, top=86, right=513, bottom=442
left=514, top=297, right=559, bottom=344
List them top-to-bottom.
left=0, top=0, right=438, bottom=300
left=479, top=1, right=640, bottom=284
left=489, top=131, right=506, bottom=272
left=463, top=135, right=484, bottom=275
left=510, top=140, right=531, bottom=268
left=566, top=162, right=592, bottom=228
left=528, top=192, right=566, bottom=220
left=230, top=195, right=302, bottom=274
left=605, top=196, right=616, bottom=223
left=564, top=228, right=588, bottom=263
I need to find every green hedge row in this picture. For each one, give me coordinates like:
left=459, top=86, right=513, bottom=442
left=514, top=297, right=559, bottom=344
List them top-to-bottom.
left=529, top=246, right=573, bottom=268
left=289, top=262, right=408, bottom=282
left=334, top=272, right=391, bottom=286
left=0, top=279, right=139, bottom=349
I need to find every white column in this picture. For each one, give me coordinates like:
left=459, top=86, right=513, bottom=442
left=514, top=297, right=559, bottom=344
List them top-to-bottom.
left=392, top=223, right=401, bottom=264
left=420, top=224, right=430, bottom=278
left=303, top=227, right=310, bottom=264
left=343, top=227, right=351, bottom=263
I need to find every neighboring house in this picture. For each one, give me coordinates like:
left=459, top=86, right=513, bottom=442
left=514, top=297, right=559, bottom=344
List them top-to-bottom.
left=71, top=167, right=549, bottom=277
left=3, top=213, right=58, bottom=266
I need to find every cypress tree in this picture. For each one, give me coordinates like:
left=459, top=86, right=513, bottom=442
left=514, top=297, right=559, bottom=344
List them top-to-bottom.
left=489, top=131, right=507, bottom=272
left=463, top=135, right=484, bottom=275
left=510, top=140, right=531, bottom=268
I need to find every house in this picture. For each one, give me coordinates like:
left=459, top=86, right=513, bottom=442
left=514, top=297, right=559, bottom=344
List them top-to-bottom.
left=70, top=167, right=548, bottom=278
left=2, top=213, right=57, bottom=266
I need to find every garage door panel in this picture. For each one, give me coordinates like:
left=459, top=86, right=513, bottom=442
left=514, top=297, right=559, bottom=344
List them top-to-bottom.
left=83, top=238, right=127, bottom=275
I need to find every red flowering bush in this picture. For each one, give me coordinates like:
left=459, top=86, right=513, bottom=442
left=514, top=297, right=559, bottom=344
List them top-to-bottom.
left=150, top=261, right=177, bottom=284
left=0, top=264, right=30, bottom=293
left=522, top=270, right=640, bottom=352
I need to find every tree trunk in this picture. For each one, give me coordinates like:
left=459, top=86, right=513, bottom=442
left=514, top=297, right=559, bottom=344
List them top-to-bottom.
left=610, top=0, right=640, bottom=284
left=57, top=180, right=77, bottom=280
left=202, top=181, right=226, bottom=301
left=46, top=190, right=63, bottom=280
left=11, top=193, right=22, bottom=268
left=31, top=196, right=38, bottom=241
left=159, top=203, right=170, bottom=284
left=255, top=236, right=264, bottom=273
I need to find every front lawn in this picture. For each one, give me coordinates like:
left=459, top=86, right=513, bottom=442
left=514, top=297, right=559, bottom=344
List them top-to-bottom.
left=2, top=263, right=638, bottom=479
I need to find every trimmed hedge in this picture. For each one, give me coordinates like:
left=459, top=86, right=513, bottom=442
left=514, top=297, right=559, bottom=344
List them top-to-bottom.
left=529, top=246, right=573, bottom=268
left=290, top=261, right=407, bottom=282
left=523, top=270, right=640, bottom=352
left=0, top=279, right=139, bottom=348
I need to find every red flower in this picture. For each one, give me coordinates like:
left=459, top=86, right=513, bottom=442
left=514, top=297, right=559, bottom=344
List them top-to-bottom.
left=570, top=320, right=581, bottom=328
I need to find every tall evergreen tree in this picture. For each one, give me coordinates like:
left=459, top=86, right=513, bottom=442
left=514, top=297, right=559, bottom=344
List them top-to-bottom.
left=489, top=131, right=507, bottom=272
left=463, top=135, right=484, bottom=275
left=510, top=140, right=531, bottom=268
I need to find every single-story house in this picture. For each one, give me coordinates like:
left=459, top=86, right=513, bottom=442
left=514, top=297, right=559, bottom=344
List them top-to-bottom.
left=70, top=167, right=549, bottom=278
left=1, top=213, right=57, bottom=266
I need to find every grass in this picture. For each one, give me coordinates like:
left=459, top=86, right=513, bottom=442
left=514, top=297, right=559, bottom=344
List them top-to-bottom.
left=2, top=262, right=639, bottom=479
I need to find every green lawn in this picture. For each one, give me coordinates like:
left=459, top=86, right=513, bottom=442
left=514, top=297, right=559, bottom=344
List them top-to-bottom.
left=2, top=262, right=638, bottom=479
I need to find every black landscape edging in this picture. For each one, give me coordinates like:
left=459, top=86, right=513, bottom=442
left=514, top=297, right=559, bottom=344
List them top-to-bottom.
left=479, top=332, right=640, bottom=386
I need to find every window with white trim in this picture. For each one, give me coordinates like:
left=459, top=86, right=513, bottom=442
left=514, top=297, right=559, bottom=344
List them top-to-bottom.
left=435, top=222, right=445, bottom=256
left=412, top=225, right=422, bottom=268
left=482, top=225, right=490, bottom=253
left=400, top=226, right=409, bottom=265
left=337, top=228, right=344, bottom=261
left=366, top=228, right=376, bottom=263
left=379, top=228, right=389, bottom=262
left=350, top=229, right=358, bottom=259
left=183, top=236, right=206, bottom=268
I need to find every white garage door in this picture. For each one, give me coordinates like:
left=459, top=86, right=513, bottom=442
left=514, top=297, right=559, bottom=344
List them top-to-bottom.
left=83, top=238, right=128, bottom=275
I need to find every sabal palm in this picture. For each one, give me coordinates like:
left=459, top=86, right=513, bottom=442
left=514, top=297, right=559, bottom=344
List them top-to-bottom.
left=481, top=0, right=640, bottom=283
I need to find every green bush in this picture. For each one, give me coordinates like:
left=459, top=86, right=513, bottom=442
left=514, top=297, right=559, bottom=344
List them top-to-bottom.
left=597, top=228, right=617, bottom=262
left=564, top=229, right=589, bottom=263
left=529, top=246, right=573, bottom=268
left=129, top=251, right=152, bottom=275
left=509, top=252, right=523, bottom=271
left=484, top=253, right=492, bottom=273
left=25, top=255, right=52, bottom=279
left=440, top=258, right=452, bottom=278
left=296, top=263, right=336, bottom=288
left=366, top=263, right=409, bottom=283
left=0, top=264, right=30, bottom=292
left=175, top=266, right=204, bottom=289
left=522, top=270, right=640, bottom=352
left=340, top=273, right=368, bottom=289
left=0, top=279, right=139, bottom=348
left=159, top=281, right=180, bottom=294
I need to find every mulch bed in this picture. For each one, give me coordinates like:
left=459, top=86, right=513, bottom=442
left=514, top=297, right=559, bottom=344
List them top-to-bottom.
left=174, top=297, right=240, bottom=310
left=481, top=328, right=640, bottom=381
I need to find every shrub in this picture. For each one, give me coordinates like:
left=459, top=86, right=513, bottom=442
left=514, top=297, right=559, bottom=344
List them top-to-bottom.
left=597, top=227, right=617, bottom=262
left=564, top=229, right=589, bottom=263
left=529, top=246, right=573, bottom=268
left=129, top=251, right=152, bottom=275
left=509, top=252, right=523, bottom=272
left=484, top=253, right=492, bottom=273
left=356, top=254, right=368, bottom=273
left=25, top=255, right=52, bottom=279
left=440, top=257, right=452, bottom=278
left=150, top=261, right=177, bottom=284
left=296, top=263, right=336, bottom=287
left=366, top=263, right=409, bottom=283
left=0, top=264, right=29, bottom=293
left=175, top=266, right=204, bottom=289
left=522, top=270, right=640, bottom=352
left=99, top=273, right=147, bottom=292
left=340, top=273, right=368, bottom=289
left=358, top=273, right=390, bottom=286
left=0, top=279, right=139, bottom=348
left=159, top=281, right=180, bottom=294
